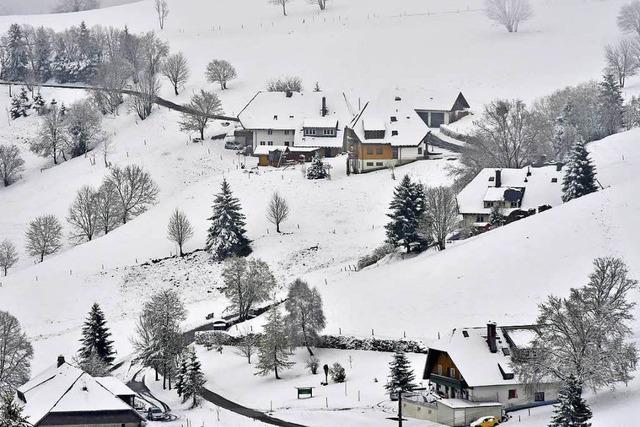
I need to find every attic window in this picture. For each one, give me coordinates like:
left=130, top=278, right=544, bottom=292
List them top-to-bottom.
left=395, top=96, right=402, bottom=101
left=273, top=115, right=278, bottom=120
left=290, top=115, right=294, bottom=119
left=391, top=116, right=397, bottom=122
left=392, top=130, right=399, bottom=136
left=489, top=176, right=495, bottom=182
left=551, top=178, right=558, bottom=183
left=462, top=330, right=469, bottom=338
left=502, top=347, right=511, bottom=356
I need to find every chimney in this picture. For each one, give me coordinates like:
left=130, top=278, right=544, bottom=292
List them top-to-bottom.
left=285, top=90, right=293, bottom=98
left=321, top=96, right=327, bottom=117
left=495, top=170, right=502, bottom=188
left=486, top=323, right=498, bottom=353
left=57, top=355, right=65, bottom=368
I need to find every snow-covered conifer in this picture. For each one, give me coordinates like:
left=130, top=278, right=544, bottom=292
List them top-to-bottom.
left=598, top=74, right=624, bottom=136
left=561, top=141, right=598, bottom=202
left=306, top=155, right=327, bottom=180
left=385, top=175, right=427, bottom=252
left=206, top=179, right=251, bottom=261
left=78, top=303, right=116, bottom=365
left=256, top=306, right=293, bottom=379
left=181, top=349, right=205, bottom=408
left=385, top=350, right=417, bottom=393
left=549, top=375, right=592, bottom=427
left=0, top=392, right=30, bottom=427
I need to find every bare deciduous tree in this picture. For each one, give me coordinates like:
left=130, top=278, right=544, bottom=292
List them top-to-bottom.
left=56, top=0, right=99, bottom=13
left=155, top=0, right=170, bottom=30
left=269, top=0, right=292, bottom=16
left=308, top=0, right=327, bottom=11
left=485, top=0, right=533, bottom=33
left=618, top=1, right=640, bottom=37
left=605, top=39, right=638, bottom=88
left=162, top=52, right=190, bottom=96
left=92, top=57, right=133, bottom=115
left=205, top=59, right=237, bottom=90
left=130, top=71, right=160, bottom=120
left=266, top=76, right=303, bottom=92
left=179, top=90, right=223, bottom=140
left=64, top=100, right=106, bottom=158
left=32, top=104, right=67, bottom=165
left=0, top=144, right=24, bottom=187
left=107, top=164, right=159, bottom=224
left=96, top=180, right=121, bottom=235
left=67, top=186, right=100, bottom=242
left=422, top=186, right=459, bottom=250
left=266, top=192, right=290, bottom=233
left=167, top=208, right=193, bottom=256
left=25, top=215, right=63, bottom=262
left=0, top=240, right=18, bottom=276
left=222, top=257, right=276, bottom=321
left=514, top=257, right=638, bottom=392
left=0, top=311, right=33, bottom=394
left=235, top=329, right=259, bottom=364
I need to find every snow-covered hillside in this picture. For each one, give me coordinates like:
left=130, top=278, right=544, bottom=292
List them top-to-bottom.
left=0, top=0, right=639, bottom=425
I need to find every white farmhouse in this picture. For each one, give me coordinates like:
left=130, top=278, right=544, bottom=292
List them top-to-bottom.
left=237, top=91, right=356, bottom=159
left=457, top=165, right=565, bottom=227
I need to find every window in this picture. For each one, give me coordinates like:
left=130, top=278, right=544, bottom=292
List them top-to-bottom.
left=395, top=96, right=402, bottom=101
left=273, top=115, right=278, bottom=120
left=390, top=116, right=397, bottom=122
left=305, top=128, right=317, bottom=136
left=323, top=128, right=335, bottom=136
left=268, top=129, right=273, bottom=135
left=284, top=130, right=290, bottom=135
left=364, top=130, right=385, bottom=140
left=392, top=130, right=399, bottom=136
left=260, top=141, right=265, bottom=146
left=267, top=141, right=273, bottom=146
left=284, top=141, right=290, bottom=146
left=375, top=147, right=383, bottom=155
left=418, top=147, right=423, bottom=155
left=367, top=148, right=374, bottom=155
left=366, top=162, right=374, bottom=166
left=376, top=162, right=383, bottom=166
left=489, top=176, right=495, bottom=182
left=551, top=178, right=558, bottom=183
left=484, top=201, right=493, bottom=208
left=476, top=214, right=485, bottom=222
left=462, top=330, right=469, bottom=338
left=436, top=364, right=443, bottom=375
left=449, top=367, right=456, bottom=378
left=508, top=389, right=518, bottom=399
left=534, top=392, right=545, bottom=402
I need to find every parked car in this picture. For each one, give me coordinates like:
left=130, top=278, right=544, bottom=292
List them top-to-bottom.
left=225, top=138, right=244, bottom=150
left=147, top=407, right=165, bottom=421
left=470, top=416, right=501, bottom=427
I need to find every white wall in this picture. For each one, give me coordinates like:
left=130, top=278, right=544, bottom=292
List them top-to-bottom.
left=252, top=129, right=296, bottom=148
left=469, top=384, right=558, bottom=409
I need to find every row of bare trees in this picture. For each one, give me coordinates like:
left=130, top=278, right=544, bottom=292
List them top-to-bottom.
left=269, top=0, right=329, bottom=17
left=603, top=1, right=640, bottom=88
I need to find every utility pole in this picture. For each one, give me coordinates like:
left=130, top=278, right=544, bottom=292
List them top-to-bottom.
left=397, top=388, right=403, bottom=427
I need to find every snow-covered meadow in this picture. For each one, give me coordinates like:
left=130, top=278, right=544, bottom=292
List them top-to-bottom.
left=1, top=0, right=639, bottom=425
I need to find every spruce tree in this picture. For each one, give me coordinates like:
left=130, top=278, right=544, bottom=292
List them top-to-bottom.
left=2, top=24, right=28, bottom=82
left=599, top=74, right=624, bottom=136
left=561, top=141, right=598, bottom=202
left=306, top=155, right=327, bottom=179
left=385, top=175, right=427, bottom=252
left=205, top=179, right=251, bottom=261
left=489, top=205, right=506, bottom=227
left=78, top=303, right=116, bottom=366
left=256, top=306, right=293, bottom=379
left=181, top=349, right=206, bottom=408
left=385, top=350, right=417, bottom=393
left=175, top=357, right=189, bottom=399
left=549, top=375, right=592, bottom=427
left=0, top=393, right=30, bottom=427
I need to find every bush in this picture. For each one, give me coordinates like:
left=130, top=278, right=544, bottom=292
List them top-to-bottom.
left=357, top=244, right=395, bottom=270
left=195, top=331, right=243, bottom=348
left=316, top=335, right=427, bottom=353
left=306, top=356, right=320, bottom=374
left=330, top=362, right=346, bottom=383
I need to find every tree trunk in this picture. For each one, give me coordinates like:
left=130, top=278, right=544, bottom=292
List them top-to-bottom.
left=283, top=3, right=287, bottom=16
left=220, top=81, right=224, bottom=90
left=174, top=84, right=179, bottom=96
left=200, top=128, right=205, bottom=140
left=276, top=222, right=280, bottom=233
left=179, top=244, right=184, bottom=257
left=40, top=252, right=44, bottom=263
left=3, top=266, right=7, bottom=276
left=306, top=345, right=314, bottom=357
left=162, top=363, right=167, bottom=389
left=275, top=364, right=280, bottom=379
left=155, top=366, right=159, bottom=381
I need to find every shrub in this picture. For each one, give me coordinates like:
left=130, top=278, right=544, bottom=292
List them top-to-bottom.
left=357, top=244, right=395, bottom=270
left=306, top=356, right=320, bottom=374
left=330, top=362, right=346, bottom=383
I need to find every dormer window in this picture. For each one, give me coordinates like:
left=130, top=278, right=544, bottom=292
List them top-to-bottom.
left=395, top=96, right=402, bottom=101
left=273, top=115, right=278, bottom=120
left=390, top=116, right=397, bottom=122
left=268, top=129, right=273, bottom=135
left=392, top=130, right=399, bottom=136
left=489, top=176, right=495, bottom=182
left=551, top=178, right=558, bottom=183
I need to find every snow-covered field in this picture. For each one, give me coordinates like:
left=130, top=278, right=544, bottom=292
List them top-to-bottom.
left=1, top=0, right=639, bottom=425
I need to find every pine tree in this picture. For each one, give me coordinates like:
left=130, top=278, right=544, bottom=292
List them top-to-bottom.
left=2, top=24, right=28, bottom=82
left=599, top=74, right=624, bottom=136
left=33, top=93, right=46, bottom=115
left=9, top=97, right=23, bottom=120
left=561, top=141, right=598, bottom=203
left=306, top=154, right=328, bottom=179
left=385, top=175, right=427, bottom=252
left=205, top=179, right=251, bottom=261
left=489, top=205, right=506, bottom=227
left=78, top=303, right=116, bottom=365
left=256, top=306, right=293, bottom=379
left=181, top=349, right=205, bottom=408
left=385, top=350, right=417, bottom=393
left=175, top=357, right=189, bottom=399
left=549, top=375, right=592, bottom=427
left=0, top=392, right=30, bottom=427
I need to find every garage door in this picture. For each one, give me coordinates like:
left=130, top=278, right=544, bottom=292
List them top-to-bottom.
left=430, top=112, right=445, bottom=128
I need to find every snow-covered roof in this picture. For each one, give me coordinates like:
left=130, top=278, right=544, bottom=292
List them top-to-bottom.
left=381, top=87, right=470, bottom=112
left=349, top=90, right=430, bottom=147
left=238, top=91, right=354, bottom=131
left=457, top=165, right=564, bottom=215
left=427, top=325, right=540, bottom=387
left=18, top=361, right=140, bottom=425
left=95, top=376, right=137, bottom=397
left=440, top=399, right=501, bottom=409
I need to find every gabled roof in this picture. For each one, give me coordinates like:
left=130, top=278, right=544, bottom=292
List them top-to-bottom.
left=381, top=87, right=470, bottom=112
left=238, top=91, right=354, bottom=131
left=348, top=91, right=430, bottom=147
left=457, top=165, right=564, bottom=215
left=425, top=325, right=540, bottom=387
left=18, top=362, right=141, bottom=426
left=95, top=377, right=137, bottom=397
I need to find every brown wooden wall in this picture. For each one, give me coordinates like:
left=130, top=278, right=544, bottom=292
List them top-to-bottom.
left=355, top=142, right=393, bottom=160
left=432, top=352, right=463, bottom=381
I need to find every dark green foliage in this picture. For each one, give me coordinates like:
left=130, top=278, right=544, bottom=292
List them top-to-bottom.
left=598, top=74, right=624, bottom=136
left=561, top=141, right=598, bottom=202
left=385, top=175, right=427, bottom=252
left=206, top=179, right=251, bottom=261
left=78, top=303, right=116, bottom=365
left=385, top=350, right=417, bottom=393
left=329, top=362, right=346, bottom=383
left=549, top=375, right=592, bottom=427
left=0, top=393, right=29, bottom=427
